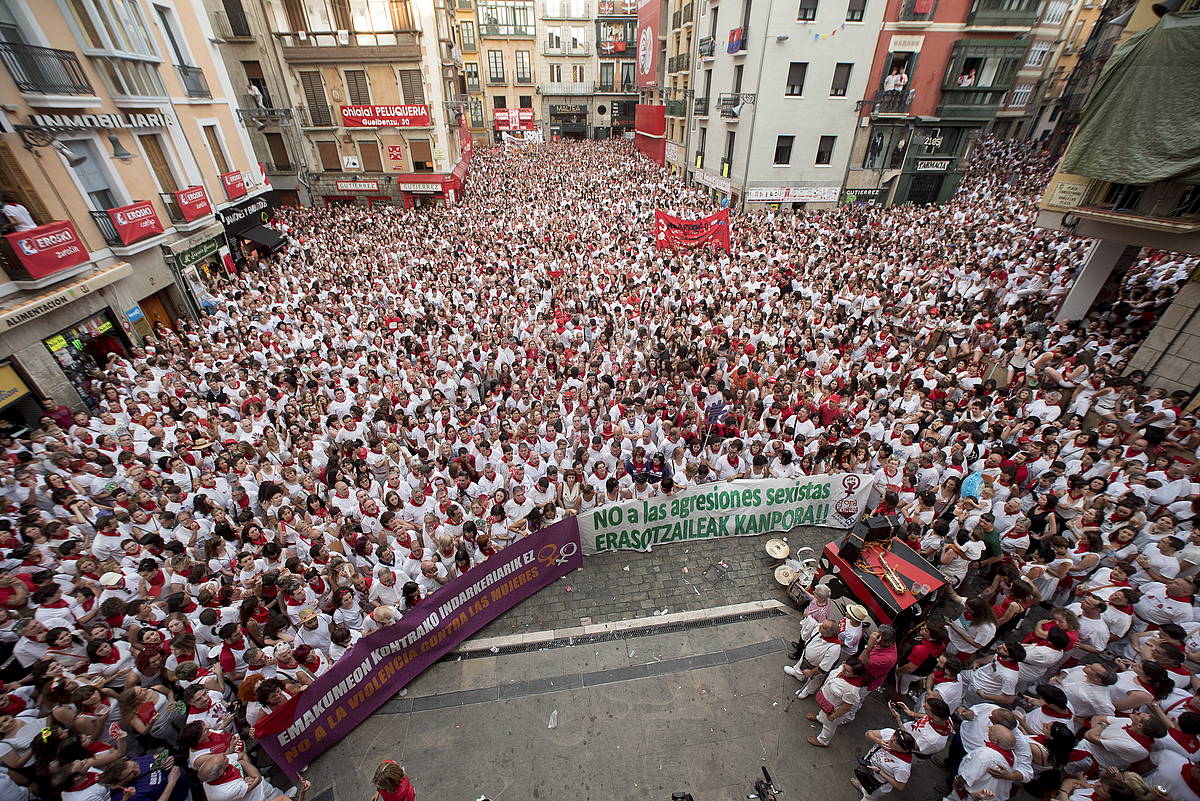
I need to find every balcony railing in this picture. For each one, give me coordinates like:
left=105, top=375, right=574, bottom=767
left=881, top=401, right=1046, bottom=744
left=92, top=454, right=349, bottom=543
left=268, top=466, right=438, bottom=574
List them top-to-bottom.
left=898, top=0, right=938, bottom=20
left=967, top=0, right=1040, bottom=26
left=479, top=23, right=535, bottom=35
left=728, top=26, right=747, bottom=53
left=272, top=30, right=421, bottom=61
left=698, top=36, right=715, bottom=58
left=462, top=40, right=477, bottom=52
left=598, top=40, right=634, bottom=55
left=0, top=41, right=94, bottom=95
left=544, top=43, right=592, bottom=55
left=668, top=53, right=690, bottom=72
left=176, top=65, right=212, bottom=98
left=515, top=72, right=534, bottom=85
left=466, top=78, right=481, bottom=92
left=540, top=81, right=593, bottom=94
left=594, top=81, right=637, bottom=93
left=936, top=87, right=1008, bottom=118
left=872, top=88, right=915, bottom=114
left=717, top=93, right=742, bottom=118
left=693, top=96, right=709, bottom=115
left=665, top=99, right=686, bottom=116
left=298, top=104, right=336, bottom=127
left=720, top=158, right=732, bottom=177
left=262, top=160, right=295, bottom=173
left=1074, top=180, right=1200, bottom=230
left=159, top=193, right=186, bottom=223
left=89, top=211, right=123, bottom=247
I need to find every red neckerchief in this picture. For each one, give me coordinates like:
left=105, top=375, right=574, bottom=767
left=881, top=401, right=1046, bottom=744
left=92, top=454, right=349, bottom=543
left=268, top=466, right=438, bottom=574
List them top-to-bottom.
left=821, top=635, right=840, bottom=644
left=997, top=657, right=1019, bottom=671
left=932, top=670, right=956, bottom=685
left=1041, top=705, right=1072, bottom=719
left=912, top=715, right=953, bottom=736
left=1123, top=725, right=1154, bottom=749
left=1167, top=728, right=1200, bottom=754
left=986, top=742, right=1015, bottom=766
left=884, top=746, right=913, bottom=763
left=1181, top=762, right=1200, bottom=796
left=208, top=763, right=243, bottom=785
left=70, top=770, right=102, bottom=791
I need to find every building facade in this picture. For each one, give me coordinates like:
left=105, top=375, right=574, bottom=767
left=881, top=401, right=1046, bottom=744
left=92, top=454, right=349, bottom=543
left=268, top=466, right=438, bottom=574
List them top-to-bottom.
left=0, top=0, right=266, bottom=419
left=474, top=0, right=540, bottom=142
left=539, top=0, right=594, bottom=139
left=662, top=0, right=695, bottom=176
left=683, top=0, right=886, bottom=209
left=842, top=0, right=1040, bottom=207
left=990, top=0, right=1069, bottom=137
left=1022, top=0, right=1098, bottom=141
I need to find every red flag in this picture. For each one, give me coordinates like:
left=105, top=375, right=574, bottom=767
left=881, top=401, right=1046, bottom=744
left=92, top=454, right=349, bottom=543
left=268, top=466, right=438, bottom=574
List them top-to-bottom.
left=654, top=209, right=731, bottom=252
left=252, top=690, right=303, bottom=739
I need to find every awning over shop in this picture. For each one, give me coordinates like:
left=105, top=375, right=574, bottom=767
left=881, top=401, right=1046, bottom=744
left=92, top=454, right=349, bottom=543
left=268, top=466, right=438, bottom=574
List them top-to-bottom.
left=240, top=225, right=285, bottom=249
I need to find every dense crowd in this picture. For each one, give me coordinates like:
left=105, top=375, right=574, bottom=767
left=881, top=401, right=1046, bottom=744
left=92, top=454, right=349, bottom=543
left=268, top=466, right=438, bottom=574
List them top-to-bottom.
left=0, top=137, right=1196, bottom=801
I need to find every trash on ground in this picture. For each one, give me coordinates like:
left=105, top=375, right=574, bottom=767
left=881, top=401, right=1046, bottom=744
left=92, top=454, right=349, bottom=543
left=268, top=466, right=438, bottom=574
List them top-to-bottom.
left=547, top=710, right=558, bottom=729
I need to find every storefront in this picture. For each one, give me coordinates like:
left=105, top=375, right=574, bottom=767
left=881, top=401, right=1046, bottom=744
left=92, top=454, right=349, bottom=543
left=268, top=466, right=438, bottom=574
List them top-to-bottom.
left=549, top=105, right=588, bottom=140
left=395, top=158, right=469, bottom=208
left=216, top=192, right=284, bottom=265
left=43, top=308, right=130, bottom=410
left=0, top=362, right=42, bottom=432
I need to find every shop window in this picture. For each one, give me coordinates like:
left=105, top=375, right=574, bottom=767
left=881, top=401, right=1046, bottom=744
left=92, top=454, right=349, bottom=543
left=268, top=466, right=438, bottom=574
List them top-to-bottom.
left=44, top=310, right=130, bottom=410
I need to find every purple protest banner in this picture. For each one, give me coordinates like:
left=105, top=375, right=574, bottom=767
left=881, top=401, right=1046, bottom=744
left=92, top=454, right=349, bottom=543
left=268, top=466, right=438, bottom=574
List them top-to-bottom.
left=254, top=516, right=582, bottom=778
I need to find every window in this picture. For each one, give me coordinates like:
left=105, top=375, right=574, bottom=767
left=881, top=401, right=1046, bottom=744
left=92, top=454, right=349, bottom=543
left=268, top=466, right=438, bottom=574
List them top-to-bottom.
left=66, top=0, right=158, bottom=57
left=477, top=0, right=535, bottom=35
left=545, top=0, right=563, bottom=15
left=569, top=0, right=586, bottom=15
left=797, top=0, right=817, bottom=20
left=846, top=0, right=864, bottom=20
left=1043, top=0, right=1067, bottom=23
left=154, top=5, right=190, bottom=65
left=460, top=20, right=476, bottom=49
left=570, top=25, right=586, bottom=48
left=547, top=26, right=562, bottom=48
left=1025, top=40, right=1049, bottom=67
left=487, top=49, right=505, bottom=81
left=516, top=50, right=532, bottom=82
left=92, top=57, right=167, bottom=99
left=599, top=61, right=614, bottom=87
left=620, top=61, right=634, bottom=89
left=465, top=62, right=480, bottom=90
left=784, top=62, right=807, bottom=95
left=830, top=62, right=852, bottom=96
left=548, top=63, right=562, bottom=81
left=571, top=63, right=585, bottom=81
left=732, top=64, right=743, bottom=93
left=398, top=68, right=425, bottom=103
left=345, top=69, right=371, bottom=104
left=299, top=70, right=332, bottom=125
left=1008, top=82, right=1033, bottom=107
left=519, top=94, right=533, bottom=107
left=493, top=95, right=507, bottom=108
left=203, top=124, right=231, bottom=173
left=696, top=125, right=706, bottom=168
left=722, top=130, right=735, bottom=175
left=264, top=132, right=292, bottom=170
left=137, top=133, right=178, bottom=193
left=773, top=135, right=793, bottom=165
left=815, top=135, right=835, bottom=164
left=409, top=138, right=433, bottom=171
left=63, top=139, right=119, bottom=210
left=317, top=141, right=341, bottom=171
left=358, top=141, right=383, bottom=171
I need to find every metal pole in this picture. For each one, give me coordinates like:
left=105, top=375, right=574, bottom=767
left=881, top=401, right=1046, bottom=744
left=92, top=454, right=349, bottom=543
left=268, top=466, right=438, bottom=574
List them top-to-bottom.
left=738, top=0, right=776, bottom=210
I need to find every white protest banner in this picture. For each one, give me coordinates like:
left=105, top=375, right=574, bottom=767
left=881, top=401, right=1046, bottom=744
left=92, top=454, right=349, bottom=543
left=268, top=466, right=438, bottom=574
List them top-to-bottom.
left=579, top=473, right=871, bottom=554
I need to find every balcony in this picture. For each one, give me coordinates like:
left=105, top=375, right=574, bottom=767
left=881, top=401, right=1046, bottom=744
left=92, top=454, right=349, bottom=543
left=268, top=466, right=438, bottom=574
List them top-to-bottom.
left=458, top=0, right=472, bottom=7
left=597, top=0, right=638, bottom=13
left=898, top=0, right=938, bottom=21
left=967, top=0, right=1040, bottom=27
left=682, top=2, right=694, bottom=23
left=211, top=9, right=253, bottom=39
left=479, top=23, right=535, bottom=35
left=728, top=26, right=747, bottom=53
left=273, top=31, right=421, bottom=63
left=698, top=36, right=715, bottom=58
left=462, top=40, right=477, bottom=52
left=598, top=40, right=634, bottom=55
left=0, top=41, right=94, bottom=96
left=544, top=43, right=592, bottom=55
left=668, top=53, right=690, bottom=72
left=176, top=65, right=212, bottom=99
left=515, top=72, right=534, bottom=85
left=466, top=78, right=481, bottom=92
left=541, top=81, right=593, bottom=94
left=594, top=81, right=637, bottom=93
left=936, top=87, right=1009, bottom=118
left=871, top=88, right=915, bottom=114
left=717, top=93, right=743, bottom=118
left=693, top=96, right=709, bottom=115
left=665, top=99, right=687, bottom=116
left=298, top=104, right=337, bottom=127
left=719, top=157, right=732, bottom=177
left=262, top=160, right=295, bottom=173
left=1072, top=180, right=1200, bottom=233
left=159, top=193, right=186, bottom=224
left=88, top=211, right=123, bottom=247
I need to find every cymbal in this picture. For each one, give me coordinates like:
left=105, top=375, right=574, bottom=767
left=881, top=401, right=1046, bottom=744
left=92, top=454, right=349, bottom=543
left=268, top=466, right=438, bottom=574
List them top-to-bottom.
left=765, top=538, right=790, bottom=559
left=774, top=564, right=799, bottom=586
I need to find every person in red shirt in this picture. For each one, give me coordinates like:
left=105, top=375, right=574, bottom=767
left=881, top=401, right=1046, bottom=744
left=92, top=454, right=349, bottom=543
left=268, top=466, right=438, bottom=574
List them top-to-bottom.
left=372, top=761, right=416, bottom=801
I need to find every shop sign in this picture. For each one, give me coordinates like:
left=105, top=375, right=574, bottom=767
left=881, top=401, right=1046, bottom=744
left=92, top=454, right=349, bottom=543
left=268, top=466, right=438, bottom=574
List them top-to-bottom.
left=890, top=35, right=925, bottom=52
left=550, top=104, right=587, bottom=115
left=340, top=105, right=431, bottom=127
left=493, top=108, right=536, bottom=131
left=28, top=111, right=173, bottom=130
left=665, top=141, right=681, bottom=164
left=916, top=159, right=951, bottom=172
left=692, top=170, right=732, bottom=195
left=221, top=171, right=247, bottom=200
left=1047, top=178, right=1088, bottom=209
left=334, top=180, right=381, bottom=193
left=398, top=183, right=440, bottom=193
left=174, top=186, right=212, bottom=221
left=745, top=186, right=840, bottom=203
left=842, top=188, right=885, bottom=205
left=216, top=194, right=271, bottom=234
left=106, top=200, right=164, bottom=246
left=4, top=220, right=90, bottom=279
left=176, top=236, right=221, bottom=267
left=0, top=261, right=132, bottom=330
left=126, top=305, right=145, bottom=322
left=0, top=365, right=31, bottom=411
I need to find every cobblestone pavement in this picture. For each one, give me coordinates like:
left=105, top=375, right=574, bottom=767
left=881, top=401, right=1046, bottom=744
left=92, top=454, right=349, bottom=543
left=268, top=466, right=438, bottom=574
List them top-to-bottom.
left=469, top=526, right=840, bottom=640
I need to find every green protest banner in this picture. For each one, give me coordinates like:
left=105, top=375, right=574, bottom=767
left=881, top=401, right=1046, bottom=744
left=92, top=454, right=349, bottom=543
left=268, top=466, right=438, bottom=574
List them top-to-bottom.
left=579, top=474, right=871, bottom=554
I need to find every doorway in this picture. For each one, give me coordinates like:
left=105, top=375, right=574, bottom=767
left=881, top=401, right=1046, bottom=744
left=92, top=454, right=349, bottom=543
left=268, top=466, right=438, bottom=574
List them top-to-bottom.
left=907, top=173, right=945, bottom=205
left=139, top=289, right=178, bottom=333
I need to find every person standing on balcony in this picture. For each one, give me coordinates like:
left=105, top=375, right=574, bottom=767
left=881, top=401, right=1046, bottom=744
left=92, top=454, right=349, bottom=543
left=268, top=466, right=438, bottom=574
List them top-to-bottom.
left=1, top=194, right=36, bottom=233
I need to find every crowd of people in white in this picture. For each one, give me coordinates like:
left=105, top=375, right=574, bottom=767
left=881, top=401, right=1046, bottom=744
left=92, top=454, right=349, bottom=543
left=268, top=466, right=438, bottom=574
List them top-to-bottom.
left=0, top=137, right=1196, bottom=801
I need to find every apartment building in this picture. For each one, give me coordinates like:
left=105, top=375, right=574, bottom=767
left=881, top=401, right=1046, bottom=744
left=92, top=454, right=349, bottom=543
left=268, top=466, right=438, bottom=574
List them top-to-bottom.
left=0, top=0, right=266, bottom=417
left=456, top=0, right=490, bottom=143
left=473, top=0, right=540, bottom=141
left=539, top=0, right=594, bottom=138
left=594, top=0, right=638, bottom=136
left=662, top=0, right=696, bottom=176
left=684, top=0, right=885, bottom=208
left=842, top=0, right=1042, bottom=206
left=991, top=0, right=1068, bottom=137
left=1023, top=0, right=1098, bottom=140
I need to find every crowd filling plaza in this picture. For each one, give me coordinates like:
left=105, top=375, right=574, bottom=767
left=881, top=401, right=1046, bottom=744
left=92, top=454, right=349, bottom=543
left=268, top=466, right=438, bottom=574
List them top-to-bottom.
left=0, top=137, right=1198, bottom=801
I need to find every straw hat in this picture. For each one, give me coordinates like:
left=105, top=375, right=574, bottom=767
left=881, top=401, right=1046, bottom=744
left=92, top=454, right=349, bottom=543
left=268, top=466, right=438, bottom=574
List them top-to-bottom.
left=765, top=538, right=790, bottom=559
left=846, top=604, right=871, bottom=623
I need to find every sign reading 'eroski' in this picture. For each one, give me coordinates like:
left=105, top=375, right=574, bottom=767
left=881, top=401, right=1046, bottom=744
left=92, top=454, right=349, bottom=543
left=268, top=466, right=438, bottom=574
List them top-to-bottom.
left=340, top=105, right=431, bottom=127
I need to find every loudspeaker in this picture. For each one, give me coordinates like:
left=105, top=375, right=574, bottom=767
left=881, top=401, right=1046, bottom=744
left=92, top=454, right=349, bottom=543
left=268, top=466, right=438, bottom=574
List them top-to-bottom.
left=864, top=514, right=902, bottom=542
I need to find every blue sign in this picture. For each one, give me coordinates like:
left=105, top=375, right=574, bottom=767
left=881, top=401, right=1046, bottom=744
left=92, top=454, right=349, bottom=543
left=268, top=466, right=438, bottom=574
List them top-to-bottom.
left=126, top=305, right=145, bottom=322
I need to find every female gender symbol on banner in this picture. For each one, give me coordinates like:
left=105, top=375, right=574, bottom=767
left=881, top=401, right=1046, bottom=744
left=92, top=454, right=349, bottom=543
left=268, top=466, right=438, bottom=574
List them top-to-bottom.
left=538, top=541, right=579, bottom=566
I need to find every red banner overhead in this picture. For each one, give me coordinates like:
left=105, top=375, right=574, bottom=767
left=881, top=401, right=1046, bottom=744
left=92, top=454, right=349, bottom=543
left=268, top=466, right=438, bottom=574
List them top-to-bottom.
left=636, top=0, right=661, bottom=87
left=340, top=105, right=431, bottom=127
left=493, top=108, right=536, bottom=131
left=221, top=170, right=247, bottom=200
left=106, top=201, right=164, bottom=245
left=654, top=208, right=731, bottom=252
left=4, top=220, right=90, bottom=279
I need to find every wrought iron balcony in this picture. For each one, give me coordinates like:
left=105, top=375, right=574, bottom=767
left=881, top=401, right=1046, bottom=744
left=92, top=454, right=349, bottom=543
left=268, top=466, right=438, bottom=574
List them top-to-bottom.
left=898, top=0, right=938, bottom=20
left=682, top=2, right=694, bottom=22
left=672, top=9, right=681, bottom=26
left=698, top=36, right=715, bottom=58
left=0, top=41, right=94, bottom=95
left=176, top=65, right=212, bottom=98
left=541, top=81, right=593, bottom=95
left=594, top=81, right=637, bottom=93
left=871, top=88, right=915, bottom=114
left=693, top=96, right=709, bottom=115
left=665, top=99, right=687, bottom=116
left=298, top=104, right=336, bottom=127
left=1072, top=180, right=1200, bottom=232
left=159, top=193, right=186, bottom=223
left=89, top=211, right=123, bottom=247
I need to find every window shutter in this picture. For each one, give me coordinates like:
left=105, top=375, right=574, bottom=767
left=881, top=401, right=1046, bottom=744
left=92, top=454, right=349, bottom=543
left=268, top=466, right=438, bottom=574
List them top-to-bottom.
left=345, top=69, right=370, bottom=105
left=399, top=69, right=426, bottom=104
left=300, top=71, right=331, bottom=125
left=358, top=141, right=383, bottom=171
left=0, top=143, right=52, bottom=224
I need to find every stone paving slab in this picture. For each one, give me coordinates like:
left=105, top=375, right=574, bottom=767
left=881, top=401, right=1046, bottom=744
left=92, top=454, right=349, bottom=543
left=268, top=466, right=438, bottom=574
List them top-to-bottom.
left=466, top=526, right=838, bottom=641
